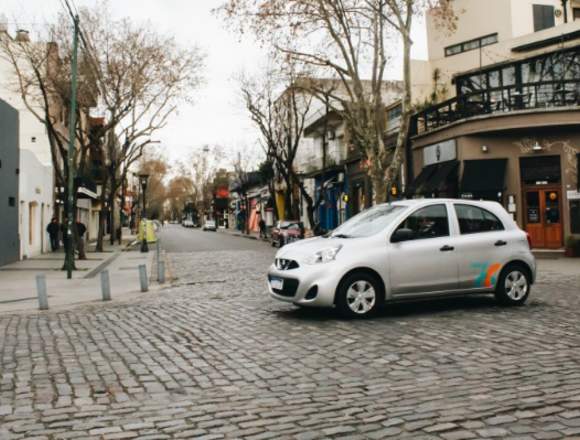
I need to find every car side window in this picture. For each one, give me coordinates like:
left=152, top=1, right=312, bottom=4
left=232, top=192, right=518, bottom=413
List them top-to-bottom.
left=395, top=204, right=450, bottom=240
left=454, top=204, right=505, bottom=234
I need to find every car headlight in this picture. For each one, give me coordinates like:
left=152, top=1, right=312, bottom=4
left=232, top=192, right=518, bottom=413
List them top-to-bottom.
left=303, top=245, right=342, bottom=265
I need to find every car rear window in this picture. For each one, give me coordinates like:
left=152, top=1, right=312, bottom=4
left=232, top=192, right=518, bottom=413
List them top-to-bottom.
left=454, top=204, right=504, bottom=234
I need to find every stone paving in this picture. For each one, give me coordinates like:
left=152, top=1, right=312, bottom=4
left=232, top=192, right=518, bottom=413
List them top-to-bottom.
left=1, top=245, right=580, bottom=439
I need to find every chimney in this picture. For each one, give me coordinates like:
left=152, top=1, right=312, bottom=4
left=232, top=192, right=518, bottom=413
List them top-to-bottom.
left=15, top=29, right=30, bottom=42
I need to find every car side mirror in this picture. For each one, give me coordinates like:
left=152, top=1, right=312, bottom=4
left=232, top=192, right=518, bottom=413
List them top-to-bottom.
left=391, top=228, right=414, bottom=243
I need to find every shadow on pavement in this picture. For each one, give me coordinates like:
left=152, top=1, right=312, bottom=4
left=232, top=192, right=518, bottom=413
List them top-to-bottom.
left=273, top=294, right=542, bottom=322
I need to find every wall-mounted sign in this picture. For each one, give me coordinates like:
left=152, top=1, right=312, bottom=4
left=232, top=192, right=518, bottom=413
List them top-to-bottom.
left=423, top=139, right=457, bottom=166
left=567, top=190, right=580, bottom=200
left=507, top=194, right=516, bottom=213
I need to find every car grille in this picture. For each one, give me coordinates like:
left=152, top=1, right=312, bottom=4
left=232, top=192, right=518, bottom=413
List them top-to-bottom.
left=275, top=258, right=299, bottom=270
left=268, top=276, right=299, bottom=298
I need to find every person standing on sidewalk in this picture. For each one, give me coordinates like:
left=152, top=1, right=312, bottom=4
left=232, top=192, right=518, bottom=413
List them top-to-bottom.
left=46, top=217, right=60, bottom=251
left=258, top=217, right=267, bottom=239
left=76, top=220, right=87, bottom=260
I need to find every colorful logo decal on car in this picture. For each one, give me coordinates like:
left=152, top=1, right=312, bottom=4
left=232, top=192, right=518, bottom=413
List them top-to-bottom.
left=471, top=262, right=502, bottom=287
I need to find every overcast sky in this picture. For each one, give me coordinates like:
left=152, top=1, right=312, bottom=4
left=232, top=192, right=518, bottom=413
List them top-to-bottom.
left=2, top=0, right=428, bottom=165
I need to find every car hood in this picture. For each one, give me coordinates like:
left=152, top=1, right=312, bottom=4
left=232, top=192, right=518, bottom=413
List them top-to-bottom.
left=275, top=236, right=346, bottom=260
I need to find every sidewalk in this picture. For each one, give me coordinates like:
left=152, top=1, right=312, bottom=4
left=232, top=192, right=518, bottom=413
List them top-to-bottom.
left=217, top=227, right=270, bottom=242
left=0, top=231, right=162, bottom=314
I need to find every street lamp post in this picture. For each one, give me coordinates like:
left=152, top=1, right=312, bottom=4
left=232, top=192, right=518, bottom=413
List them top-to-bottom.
left=139, top=173, right=150, bottom=253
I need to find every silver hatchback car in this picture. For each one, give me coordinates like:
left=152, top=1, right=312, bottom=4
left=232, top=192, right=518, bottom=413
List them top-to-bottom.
left=267, top=199, right=536, bottom=318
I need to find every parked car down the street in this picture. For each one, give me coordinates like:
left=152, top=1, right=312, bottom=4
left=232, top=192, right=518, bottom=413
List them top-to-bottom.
left=267, top=199, right=536, bottom=318
left=183, top=219, right=194, bottom=228
left=203, top=219, right=217, bottom=231
left=271, top=220, right=304, bottom=247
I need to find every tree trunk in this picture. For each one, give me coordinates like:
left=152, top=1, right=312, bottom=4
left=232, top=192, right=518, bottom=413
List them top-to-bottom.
left=385, top=29, right=413, bottom=198
left=371, top=170, right=388, bottom=205
left=119, top=174, right=126, bottom=245
left=95, top=175, right=108, bottom=252
left=297, top=179, right=316, bottom=233
left=108, top=181, right=116, bottom=246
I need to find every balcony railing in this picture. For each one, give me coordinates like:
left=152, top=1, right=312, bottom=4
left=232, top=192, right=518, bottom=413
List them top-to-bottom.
left=412, top=79, right=580, bottom=135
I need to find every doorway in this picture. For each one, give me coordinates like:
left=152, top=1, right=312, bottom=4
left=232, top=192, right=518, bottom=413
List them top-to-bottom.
left=523, top=187, right=563, bottom=249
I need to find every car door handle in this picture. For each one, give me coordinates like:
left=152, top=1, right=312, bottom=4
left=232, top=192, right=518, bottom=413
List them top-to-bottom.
left=494, top=240, right=507, bottom=247
left=440, top=245, right=455, bottom=252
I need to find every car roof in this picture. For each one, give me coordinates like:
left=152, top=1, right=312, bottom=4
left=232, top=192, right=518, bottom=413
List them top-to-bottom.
left=390, top=198, right=500, bottom=208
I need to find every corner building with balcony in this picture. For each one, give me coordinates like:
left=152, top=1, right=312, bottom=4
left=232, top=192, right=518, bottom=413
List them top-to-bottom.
left=407, top=0, right=580, bottom=250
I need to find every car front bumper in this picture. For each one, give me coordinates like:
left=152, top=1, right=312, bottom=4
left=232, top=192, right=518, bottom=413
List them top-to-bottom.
left=267, top=261, right=341, bottom=308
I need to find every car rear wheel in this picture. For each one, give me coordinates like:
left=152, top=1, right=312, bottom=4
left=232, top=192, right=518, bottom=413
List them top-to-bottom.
left=495, top=264, right=531, bottom=306
left=336, top=272, right=383, bottom=318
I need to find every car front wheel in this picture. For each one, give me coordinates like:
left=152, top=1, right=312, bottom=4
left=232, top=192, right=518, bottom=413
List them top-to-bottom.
left=495, top=264, right=531, bottom=306
left=336, top=272, right=383, bottom=318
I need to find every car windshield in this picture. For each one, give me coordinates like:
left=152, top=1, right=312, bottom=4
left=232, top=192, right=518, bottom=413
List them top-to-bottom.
left=329, top=204, right=406, bottom=238
left=279, top=221, right=299, bottom=229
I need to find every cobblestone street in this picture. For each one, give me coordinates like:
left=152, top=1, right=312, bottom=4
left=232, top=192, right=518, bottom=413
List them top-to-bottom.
left=1, top=227, right=580, bottom=439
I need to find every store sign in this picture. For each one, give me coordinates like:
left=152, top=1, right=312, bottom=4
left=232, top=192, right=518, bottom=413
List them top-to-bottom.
left=423, top=139, right=457, bottom=166
left=567, top=190, right=580, bottom=200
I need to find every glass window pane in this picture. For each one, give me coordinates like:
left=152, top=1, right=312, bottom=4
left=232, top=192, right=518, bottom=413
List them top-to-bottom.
left=481, top=34, right=498, bottom=47
left=463, top=40, right=480, bottom=51
left=445, top=44, right=462, bottom=56
left=503, top=66, right=516, bottom=86
left=489, top=70, right=500, bottom=88
left=545, top=191, right=560, bottom=224
left=526, top=192, right=540, bottom=224
left=455, top=204, right=504, bottom=234
left=397, top=205, right=449, bottom=240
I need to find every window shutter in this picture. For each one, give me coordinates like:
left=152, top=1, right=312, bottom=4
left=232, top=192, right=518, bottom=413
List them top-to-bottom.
left=533, top=5, right=555, bottom=31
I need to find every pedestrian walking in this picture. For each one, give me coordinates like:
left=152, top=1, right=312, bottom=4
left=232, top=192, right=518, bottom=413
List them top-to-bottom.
left=46, top=217, right=60, bottom=251
left=259, top=217, right=267, bottom=239
left=76, top=220, right=87, bottom=260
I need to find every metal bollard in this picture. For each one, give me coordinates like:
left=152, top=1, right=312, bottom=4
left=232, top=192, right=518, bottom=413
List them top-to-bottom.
left=156, top=240, right=161, bottom=281
left=158, top=260, right=166, bottom=284
left=139, top=264, right=149, bottom=292
left=100, top=269, right=111, bottom=301
left=36, top=274, right=49, bottom=310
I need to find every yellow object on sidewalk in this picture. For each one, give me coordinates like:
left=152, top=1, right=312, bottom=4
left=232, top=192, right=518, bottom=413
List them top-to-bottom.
left=138, top=219, right=157, bottom=243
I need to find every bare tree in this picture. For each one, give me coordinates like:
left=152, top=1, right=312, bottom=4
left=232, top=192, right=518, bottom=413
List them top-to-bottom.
left=219, top=0, right=455, bottom=203
left=75, top=2, right=205, bottom=248
left=240, top=65, right=322, bottom=226
left=187, top=145, right=225, bottom=219
left=136, top=156, right=169, bottom=220
left=166, top=175, right=195, bottom=221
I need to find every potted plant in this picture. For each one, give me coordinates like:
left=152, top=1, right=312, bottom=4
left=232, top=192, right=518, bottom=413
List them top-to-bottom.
left=565, top=236, right=580, bottom=257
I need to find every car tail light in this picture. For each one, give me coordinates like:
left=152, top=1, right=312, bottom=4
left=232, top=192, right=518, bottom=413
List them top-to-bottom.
left=526, top=233, right=532, bottom=249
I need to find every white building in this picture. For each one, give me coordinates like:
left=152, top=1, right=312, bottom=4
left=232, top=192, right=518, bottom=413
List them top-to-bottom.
left=0, top=32, right=55, bottom=259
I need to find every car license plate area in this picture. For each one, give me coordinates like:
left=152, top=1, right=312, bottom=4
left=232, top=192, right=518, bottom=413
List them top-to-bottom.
left=270, top=277, right=284, bottom=290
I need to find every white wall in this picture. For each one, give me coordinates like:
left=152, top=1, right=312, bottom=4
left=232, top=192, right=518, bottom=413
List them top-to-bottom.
left=1, top=42, right=56, bottom=259
left=18, top=150, right=53, bottom=259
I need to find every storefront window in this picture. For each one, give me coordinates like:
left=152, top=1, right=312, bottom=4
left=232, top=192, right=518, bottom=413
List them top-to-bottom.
left=571, top=201, right=580, bottom=234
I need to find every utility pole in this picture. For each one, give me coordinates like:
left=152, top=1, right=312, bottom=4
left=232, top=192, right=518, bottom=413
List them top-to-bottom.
left=64, top=14, right=80, bottom=279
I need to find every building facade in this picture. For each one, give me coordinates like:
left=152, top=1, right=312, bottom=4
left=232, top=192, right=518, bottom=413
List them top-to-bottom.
left=408, top=0, right=580, bottom=250
left=0, top=40, right=55, bottom=259
left=0, top=98, right=20, bottom=266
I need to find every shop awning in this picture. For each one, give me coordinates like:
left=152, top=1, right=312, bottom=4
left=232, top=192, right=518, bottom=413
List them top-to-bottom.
left=460, top=159, right=507, bottom=196
left=409, top=160, right=459, bottom=196
left=427, top=160, right=459, bottom=194
left=407, top=163, right=438, bottom=196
